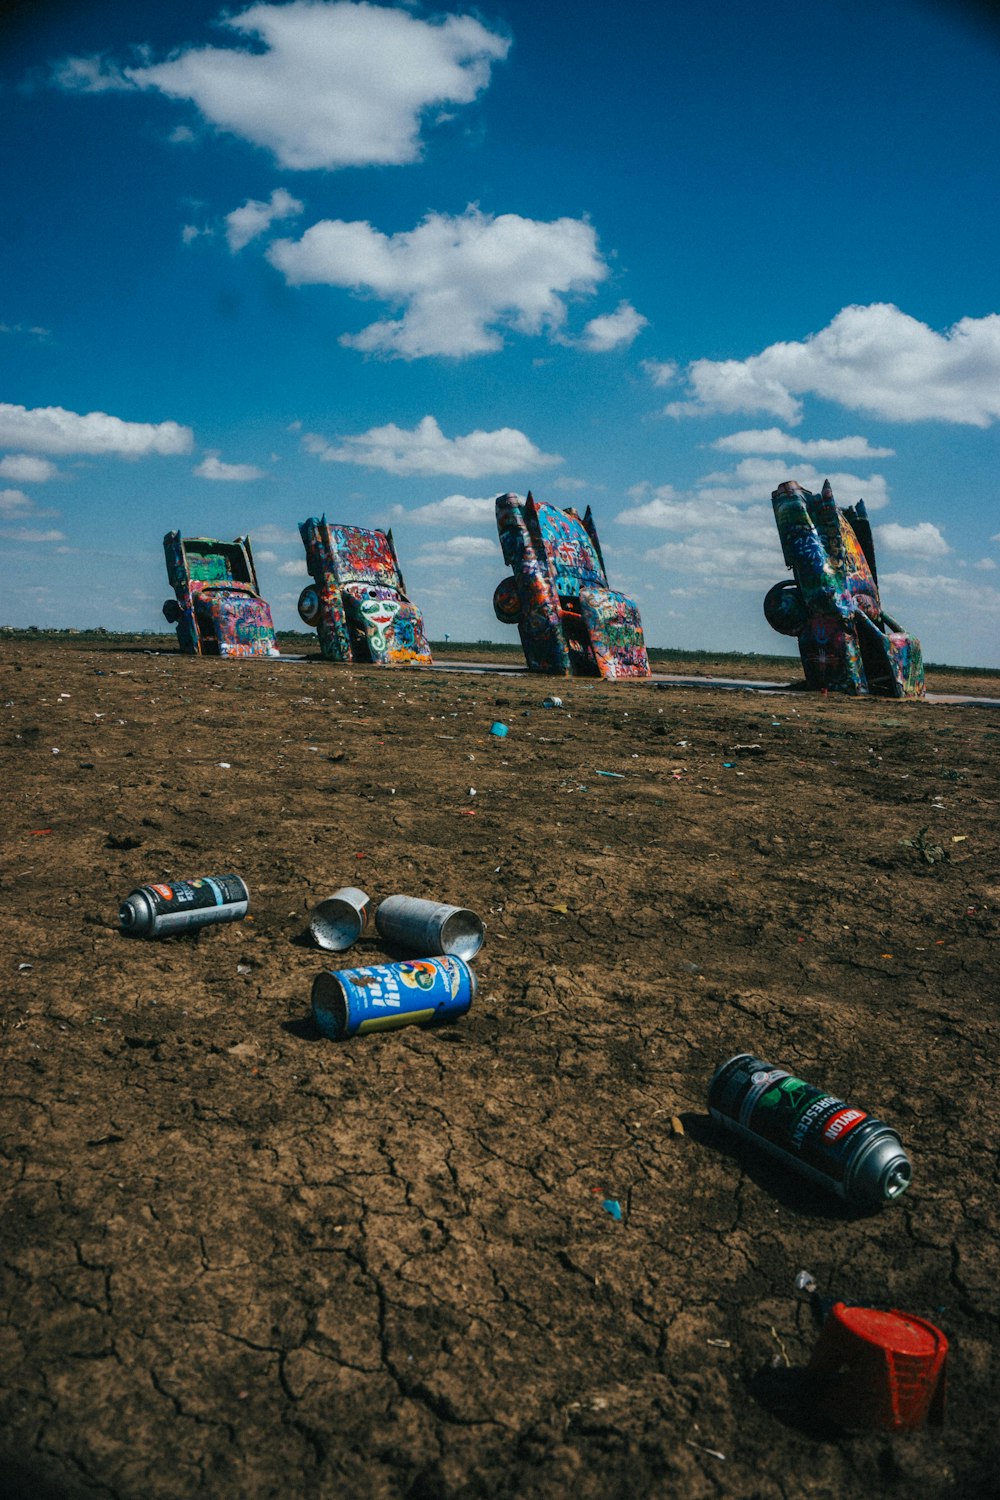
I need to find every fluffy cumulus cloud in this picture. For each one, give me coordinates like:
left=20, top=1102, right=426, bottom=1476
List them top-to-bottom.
left=57, top=2, right=510, bottom=172
left=225, top=188, right=303, bottom=253
left=268, top=207, right=608, bottom=358
left=578, top=301, right=647, bottom=353
left=665, top=304, right=1000, bottom=427
left=640, top=359, right=679, bottom=388
left=0, top=404, right=192, bottom=456
left=303, top=415, right=563, bottom=478
left=713, top=428, right=895, bottom=460
left=194, top=453, right=267, bottom=481
left=0, top=454, right=60, bottom=482
left=615, top=457, right=894, bottom=593
left=0, top=488, right=35, bottom=517
left=389, top=494, right=497, bottom=526
left=874, top=521, right=950, bottom=558
left=412, top=535, right=499, bottom=565
left=278, top=559, right=305, bottom=576
left=882, top=571, right=1000, bottom=616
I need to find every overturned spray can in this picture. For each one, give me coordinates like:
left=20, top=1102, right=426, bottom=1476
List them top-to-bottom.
left=119, top=874, right=249, bottom=938
left=309, top=887, right=371, bottom=952
left=375, top=895, right=485, bottom=960
left=312, top=956, right=476, bottom=1040
left=708, top=1053, right=912, bottom=1207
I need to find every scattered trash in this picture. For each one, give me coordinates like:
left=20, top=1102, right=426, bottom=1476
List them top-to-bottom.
left=542, top=696, right=563, bottom=708
left=489, top=722, right=508, bottom=737
left=731, top=743, right=765, bottom=756
left=51, top=748, right=60, bottom=755
left=722, top=761, right=736, bottom=769
left=218, top=762, right=232, bottom=769
left=595, top=770, right=625, bottom=779
left=468, top=787, right=477, bottom=797
left=29, top=828, right=52, bottom=837
left=951, top=835, right=967, bottom=844
left=119, top=875, right=249, bottom=938
left=309, top=888, right=372, bottom=952
left=375, top=896, right=485, bottom=960
left=312, top=956, right=476, bottom=1040
left=236, top=962, right=254, bottom=976
left=17, top=963, right=32, bottom=972
left=708, top=1053, right=912, bottom=1206
left=670, top=1115, right=685, bottom=1136
left=601, top=1198, right=623, bottom=1221
left=795, top=1268, right=819, bottom=1296
left=808, top=1303, right=948, bottom=1431
left=706, top=1338, right=730, bottom=1348
left=685, top=1439, right=726, bottom=1461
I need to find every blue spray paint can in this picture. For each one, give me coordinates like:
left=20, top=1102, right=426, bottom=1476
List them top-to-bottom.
left=311, top=956, right=476, bottom=1040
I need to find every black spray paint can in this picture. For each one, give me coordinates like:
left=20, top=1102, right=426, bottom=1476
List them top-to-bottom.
left=119, top=875, right=249, bottom=937
left=708, top=1053, right=912, bottom=1207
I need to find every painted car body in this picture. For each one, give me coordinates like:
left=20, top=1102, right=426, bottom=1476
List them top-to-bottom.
left=764, top=480, right=924, bottom=697
left=493, top=492, right=650, bottom=678
left=298, top=516, right=432, bottom=666
left=162, top=532, right=279, bottom=658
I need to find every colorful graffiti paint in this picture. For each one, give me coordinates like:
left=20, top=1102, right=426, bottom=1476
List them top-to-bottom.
left=764, top=481, right=924, bottom=698
left=493, top=492, right=650, bottom=678
left=298, top=517, right=432, bottom=666
left=162, top=533, right=279, bottom=658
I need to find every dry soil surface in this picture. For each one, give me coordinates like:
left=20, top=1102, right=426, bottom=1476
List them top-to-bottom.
left=2, top=639, right=999, bottom=1500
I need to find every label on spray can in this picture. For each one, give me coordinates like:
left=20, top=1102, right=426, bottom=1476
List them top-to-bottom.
left=119, top=874, right=249, bottom=936
left=312, top=956, right=475, bottom=1040
left=709, top=1053, right=912, bottom=1205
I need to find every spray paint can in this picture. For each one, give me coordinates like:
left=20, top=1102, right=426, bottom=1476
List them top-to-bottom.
left=119, top=875, right=249, bottom=938
left=308, top=887, right=371, bottom=951
left=375, top=895, right=485, bottom=960
left=312, top=956, right=476, bottom=1040
left=708, top=1053, right=912, bottom=1207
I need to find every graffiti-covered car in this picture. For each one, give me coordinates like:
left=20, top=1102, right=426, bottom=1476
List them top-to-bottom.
left=493, top=492, right=649, bottom=679
left=297, top=516, right=432, bottom=666
left=162, top=532, right=279, bottom=658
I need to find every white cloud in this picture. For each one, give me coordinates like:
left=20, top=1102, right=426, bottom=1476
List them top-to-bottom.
left=73, top=2, right=509, bottom=172
left=51, top=54, right=132, bottom=93
left=169, top=124, right=196, bottom=145
left=226, top=187, right=303, bottom=253
left=268, top=207, right=608, bottom=358
left=182, top=224, right=211, bottom=245
left=579, top=301, right=647, bottom=353
left=666, top=304, right=1000, bottom=426
left=641, top=359, right=679, bottom=387
left=0, top=404, right=193, bottom=456
left=304, top=415, right=563, bottom=478
left=713, top=428, right=895, bottom=460
left=194, top=453, right=267, bottom=481
left=0, top=454, right=59, bottom=482
left=696, top=458, right=891, bottom=511
left=552, top=476, right=590, bottom=493
left=0, top=488, right=35, bottom=517
left=389, top=494, right=497, bottom=526
left=875, top=521, right=950, bottom=559
left=251, top=522, right=300, bottom=545
left=1, top=527, right=66, bottom=543
left=992, top=532, right=1000, bottom=543
left=412, top=535, right=499, bottom=565
left=256, top=549, right=279, bottom=564
left=974, top=557, right=997, bottom=570
left=278, top=559, right=306, bottom=576
left=881, top=571, right=1000, bottom=615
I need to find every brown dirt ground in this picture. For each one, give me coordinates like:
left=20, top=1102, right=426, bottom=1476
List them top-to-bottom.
left=2, top=637, right=999, bottom=1500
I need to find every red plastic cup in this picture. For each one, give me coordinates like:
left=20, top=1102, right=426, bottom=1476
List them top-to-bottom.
left=808, top=1303, right=948, bottom=1432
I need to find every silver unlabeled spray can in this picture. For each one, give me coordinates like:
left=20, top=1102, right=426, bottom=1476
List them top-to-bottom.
left=119, top=875, right=249, bottom=938
left=309, top=887, right=372, bottom=951
left=375, top=895, right=485, bottom=960
left=312, top=956, right=476, bottom=1040
left=708, top=1053, right=912, bottom=1207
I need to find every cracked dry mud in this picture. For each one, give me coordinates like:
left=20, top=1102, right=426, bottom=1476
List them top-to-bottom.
left=1, top=638, right=998, bottom=1500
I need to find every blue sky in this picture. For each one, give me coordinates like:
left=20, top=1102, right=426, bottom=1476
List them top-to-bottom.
left=2, top=0, right=999, bottom=663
